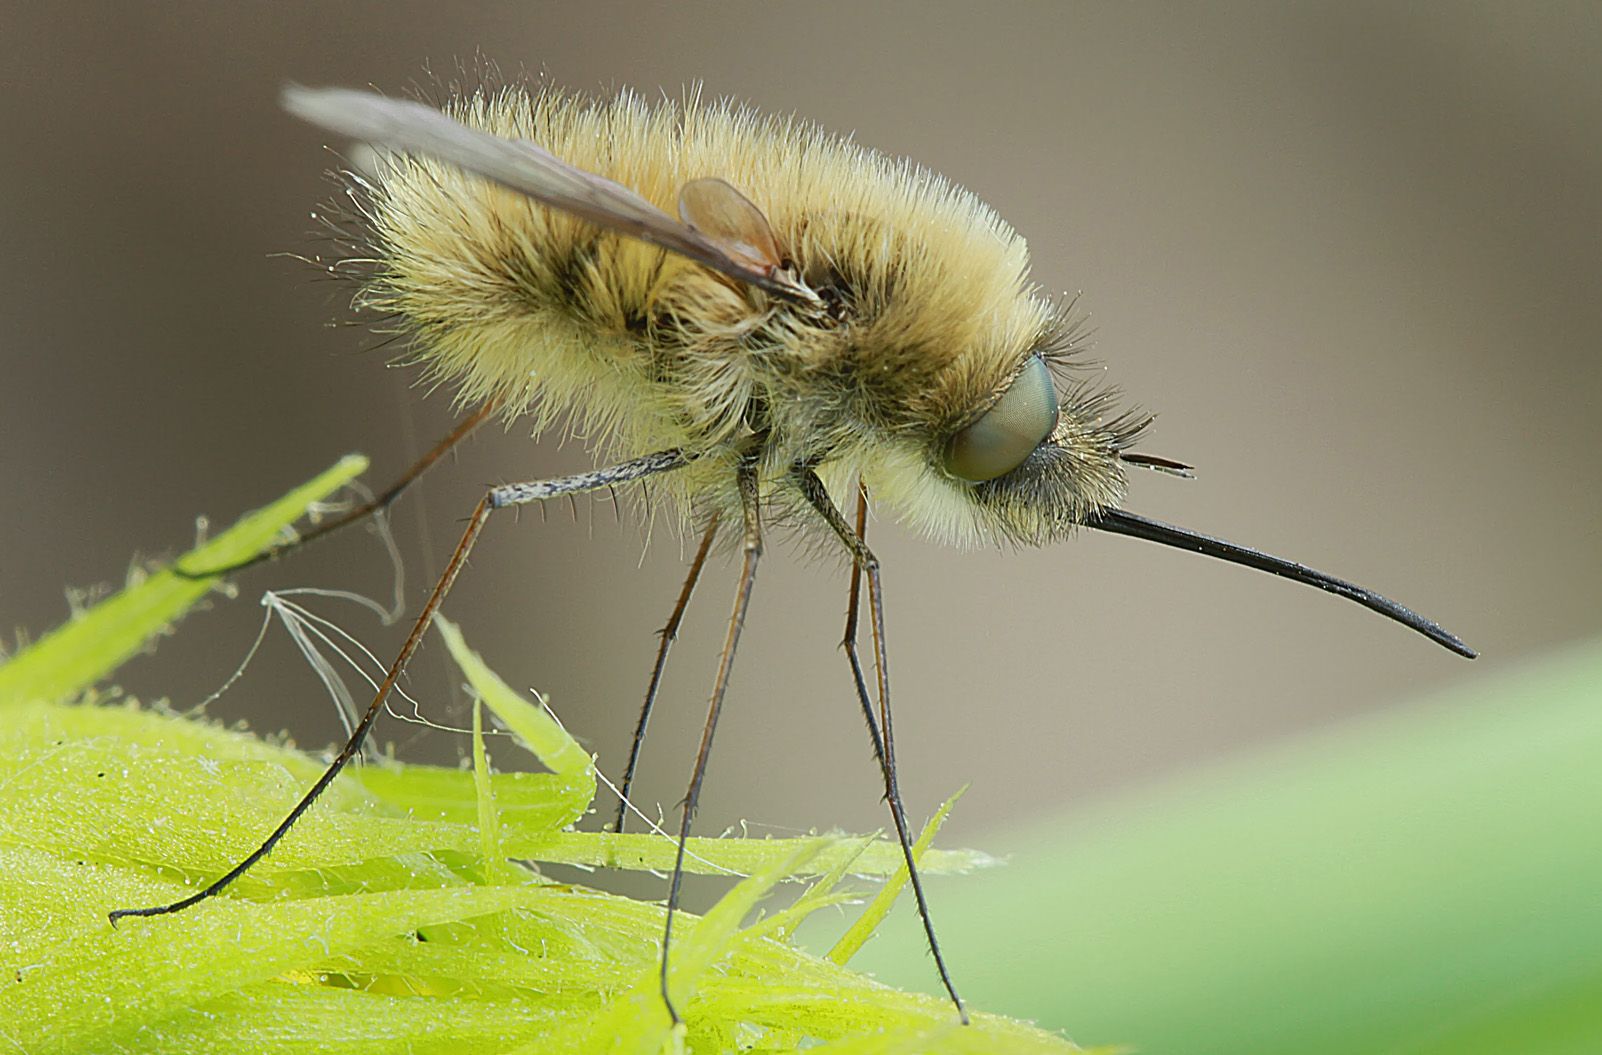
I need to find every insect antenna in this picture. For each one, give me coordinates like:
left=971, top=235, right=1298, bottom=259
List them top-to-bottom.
left=173, top=401, right=498, bottom=580
left=108, top=449, right=687, bottom=925
left=1120, top=451, right=1195, bottom=478
left=661, top=459, right=763, bottom=1024
left=798, top=469, right=969, bottom=1024
left=1085, top=509, right=1476, bottom=658
left=614, top=513, right=721, bottom=833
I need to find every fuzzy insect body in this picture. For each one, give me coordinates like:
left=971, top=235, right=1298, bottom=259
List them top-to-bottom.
left=108, top=82, right=1473, bottom=1032
left=340, top=85, right=1140, bottom=545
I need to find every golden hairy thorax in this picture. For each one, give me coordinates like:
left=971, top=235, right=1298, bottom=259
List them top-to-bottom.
left=340, top=85, right=1139, bottom=546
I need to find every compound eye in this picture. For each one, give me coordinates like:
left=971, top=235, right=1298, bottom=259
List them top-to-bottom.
left=942, top=355, right=1060, bottom=482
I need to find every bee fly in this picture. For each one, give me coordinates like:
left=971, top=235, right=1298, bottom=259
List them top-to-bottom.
left=109, top=83, right=1476, bottom=1026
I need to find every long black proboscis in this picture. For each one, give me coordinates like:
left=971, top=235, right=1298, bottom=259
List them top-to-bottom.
left=1084, top=509, right=1477, bottom=659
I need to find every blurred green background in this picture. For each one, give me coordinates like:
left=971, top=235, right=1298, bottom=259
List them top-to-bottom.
left=2, top=4, right=1598, bottom=1051
left=844, top=640, right=1602, bottom=1052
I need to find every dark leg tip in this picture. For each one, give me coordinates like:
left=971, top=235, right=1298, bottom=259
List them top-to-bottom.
left=106, top=907, right=142, bottom=927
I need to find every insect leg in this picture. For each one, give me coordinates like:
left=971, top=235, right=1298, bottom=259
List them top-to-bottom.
left=176, top=401, right=499, bottom=579
left=109, top=448, right=687, bottom=925
left=660, top=460, right=762, bottom=1025
left=797, top=468, right=968, bottom=1024
left=841, top=480, right=887, bottom=767
left=614, top=513, right=722, bottom=833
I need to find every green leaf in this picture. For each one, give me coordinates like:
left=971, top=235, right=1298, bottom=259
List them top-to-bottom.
left=0, top=454, right=368, bottom=706
left=0, top=462, right=1080, bottom=1053
left=435, top=614, right=595, bottom=828
left=828, top=788, right=963, bottom=965
left=515, top=829, right=995, bottom=879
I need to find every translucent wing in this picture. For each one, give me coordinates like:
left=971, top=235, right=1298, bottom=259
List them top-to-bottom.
left=282, top=85, right=817, bottom=306
left=678, top=177, right=785, bottom=276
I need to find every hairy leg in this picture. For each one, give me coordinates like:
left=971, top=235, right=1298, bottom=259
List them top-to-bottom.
left=176, top=401, right=498, bottom=579
left=658, top=459, right=762, bottom=1024
left=797, top=468, right=967, bottom=1023
left=614, top=513, right=722, bottom=833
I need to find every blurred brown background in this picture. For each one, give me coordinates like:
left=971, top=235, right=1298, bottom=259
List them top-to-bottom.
left=2, top=3, right=1598, bottom=872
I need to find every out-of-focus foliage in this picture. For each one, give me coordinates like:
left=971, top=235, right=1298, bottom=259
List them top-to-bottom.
left=857, top=640, right=1602, bottom=1055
